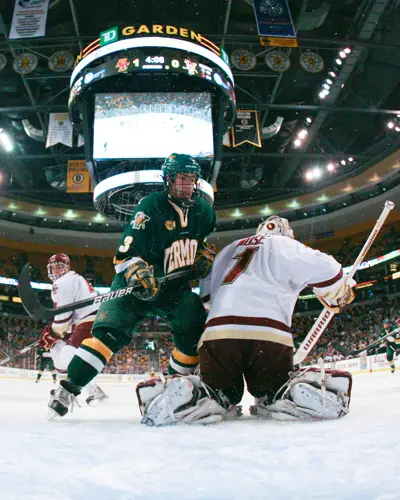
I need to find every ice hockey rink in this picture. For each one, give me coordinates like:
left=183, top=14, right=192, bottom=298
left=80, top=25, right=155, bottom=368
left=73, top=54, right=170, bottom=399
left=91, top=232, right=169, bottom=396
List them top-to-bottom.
left=1, top=370, right=399, bottom=500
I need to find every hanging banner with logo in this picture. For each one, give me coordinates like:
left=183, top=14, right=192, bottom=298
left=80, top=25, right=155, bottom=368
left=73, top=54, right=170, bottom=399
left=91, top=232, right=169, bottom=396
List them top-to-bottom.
left=9, top=0, right=50, bottom=39
left=253, top=0, right=296, bottom=38
left=232, top=110, right=262, bottom=148
left=46, top=113, right=73, bottom=148
left=67, top=160, right=91, bottom=193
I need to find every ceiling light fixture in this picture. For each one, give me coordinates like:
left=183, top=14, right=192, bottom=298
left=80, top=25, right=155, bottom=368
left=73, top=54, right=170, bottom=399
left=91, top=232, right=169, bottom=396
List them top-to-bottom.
left=344, top=47, right=352, bottom=54
left=339, top=51, right=346, bottom=58
left=335, top=58, right=342, bottom=65
left=328, top=71, right=336, bottom=78
left=387, top=121, right=395, bottom=129
left=298, top=129, right=308, bottom=139
left=0, top=131, right=14, bottom=152
left=294, top=138, right=302, bottom=147
left=341, top=160, right=347, bottom=166
left=327, top=162, right=335, bottom=172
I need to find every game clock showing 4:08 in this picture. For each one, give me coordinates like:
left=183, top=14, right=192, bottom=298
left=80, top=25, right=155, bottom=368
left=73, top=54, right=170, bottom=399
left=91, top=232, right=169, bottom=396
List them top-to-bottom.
left=69, top=48, right=234, bottom=108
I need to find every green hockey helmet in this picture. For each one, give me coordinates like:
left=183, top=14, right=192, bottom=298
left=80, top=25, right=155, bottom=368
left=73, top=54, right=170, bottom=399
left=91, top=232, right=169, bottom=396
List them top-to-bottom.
left=162, top=153, right=201, bottom=207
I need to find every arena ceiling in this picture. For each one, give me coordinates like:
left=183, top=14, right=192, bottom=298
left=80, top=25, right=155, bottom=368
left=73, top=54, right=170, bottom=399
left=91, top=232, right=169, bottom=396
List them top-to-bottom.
left=0, top=0, right=400, bottom=233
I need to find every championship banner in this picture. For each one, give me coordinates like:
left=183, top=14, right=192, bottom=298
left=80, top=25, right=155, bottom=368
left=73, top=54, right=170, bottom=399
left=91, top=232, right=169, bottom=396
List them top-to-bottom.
left=9, top=0, right=50, bottom=39
left=253, top=0, right=296, bottom=38
left=232, top=110, right=262, bottom=148
left=46, top=113, right=73, bottom=148
left=67, top=160, right=91, bottom=193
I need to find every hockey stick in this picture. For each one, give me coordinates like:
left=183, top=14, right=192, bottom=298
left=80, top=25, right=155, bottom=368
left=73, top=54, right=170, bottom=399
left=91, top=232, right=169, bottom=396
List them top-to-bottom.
left=293, top=200, right=395, bottom=365
left=18, top=264, right=190, bottom=321
left=350, top=326, right=400, bottom=357
left=0, top=339, right=40, bottom=366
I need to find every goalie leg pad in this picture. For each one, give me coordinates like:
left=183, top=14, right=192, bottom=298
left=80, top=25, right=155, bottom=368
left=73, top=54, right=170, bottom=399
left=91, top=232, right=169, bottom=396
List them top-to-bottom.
left=251, top=368, right=352, bottom=421
left=140, top=376, right=227, bottom=427
left=136, top=377, right=166, bottom=415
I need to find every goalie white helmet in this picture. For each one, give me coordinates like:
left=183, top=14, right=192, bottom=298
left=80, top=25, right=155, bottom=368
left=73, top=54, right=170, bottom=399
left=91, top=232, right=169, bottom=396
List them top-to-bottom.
left=256, top=215, right=294, bottom=239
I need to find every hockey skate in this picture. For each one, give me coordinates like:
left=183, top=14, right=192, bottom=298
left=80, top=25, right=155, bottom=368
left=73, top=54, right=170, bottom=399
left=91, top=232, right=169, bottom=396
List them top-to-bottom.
left=390, top=363, right=395, bottom=374
left=48, top=382, right=79, bottom=418
left=86, top=385, right=109, bottom=406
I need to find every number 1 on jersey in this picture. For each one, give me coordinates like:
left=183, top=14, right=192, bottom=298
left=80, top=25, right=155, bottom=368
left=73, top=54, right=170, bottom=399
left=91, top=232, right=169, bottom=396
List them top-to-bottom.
left=222, top=246, right=259, bottom=284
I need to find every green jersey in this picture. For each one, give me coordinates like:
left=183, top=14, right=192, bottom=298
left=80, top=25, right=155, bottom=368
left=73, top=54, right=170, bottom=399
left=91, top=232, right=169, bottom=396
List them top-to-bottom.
left=113, top=192, right=216, bottom=285
left=379, top=325, right=398, bottom=340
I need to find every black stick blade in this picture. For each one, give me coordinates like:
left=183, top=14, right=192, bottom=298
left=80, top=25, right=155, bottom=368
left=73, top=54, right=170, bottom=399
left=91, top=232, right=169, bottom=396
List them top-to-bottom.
left=18, top=263, right=53, bottom=320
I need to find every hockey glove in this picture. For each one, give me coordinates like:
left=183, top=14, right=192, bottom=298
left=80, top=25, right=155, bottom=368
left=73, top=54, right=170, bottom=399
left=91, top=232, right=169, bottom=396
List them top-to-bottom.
left=191, top=242, right=216, bottom=280
left=125, top=259, right=159, bottom=301
left=315, top=277, right=356, bottom=314
left=40, top=325, right=61, bottom=350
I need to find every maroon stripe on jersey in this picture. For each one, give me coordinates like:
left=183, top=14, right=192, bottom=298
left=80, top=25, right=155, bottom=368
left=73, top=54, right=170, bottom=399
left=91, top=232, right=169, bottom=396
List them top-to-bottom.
left=308, top=268, right=343, bottom=288
left=53, top=313, right=73, bottom=324
left=205, top=315, right=291, bottom=333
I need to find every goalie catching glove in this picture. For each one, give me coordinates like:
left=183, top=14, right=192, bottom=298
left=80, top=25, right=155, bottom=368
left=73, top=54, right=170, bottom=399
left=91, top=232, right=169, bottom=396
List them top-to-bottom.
left=191, top=242, right=216, bottom=280
left=125, top=259, right=159, bottom=301
left=314, top=276, right=356, bottom=314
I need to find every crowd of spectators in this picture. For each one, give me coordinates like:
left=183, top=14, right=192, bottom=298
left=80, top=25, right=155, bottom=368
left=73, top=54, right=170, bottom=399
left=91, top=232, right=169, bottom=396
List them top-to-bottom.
left=0, top=222, right=399, bottom=373
left=0, top=223, right=398, bottom=287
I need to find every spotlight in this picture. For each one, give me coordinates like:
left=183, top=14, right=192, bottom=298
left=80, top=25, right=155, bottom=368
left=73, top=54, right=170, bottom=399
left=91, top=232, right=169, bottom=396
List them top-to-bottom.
left=344, top=47, right=352, bottom=54
left=339, top=51, right=346, bottom=58
left=335, top=58, right=342, bottom=65
left=328, top=71, right=336, bottom=78
left=326, top=79, right=333, bottom=85
left=323, top=83, right=330, bottom=90
left=319, top=90, right=328, bottom=99
left=306, top=117, right=312, bottom=123
left=387, top=121, right=395, bottom=129
left=395, top=127, right=400, bottom=132
left=298, top=129, right=308, bottom=139
left=0, top=131, right=13, bottom=152
left=294, top=138, right=302, bottom=147
left=348, top=157, right=354, bottom=162
left=341, top=160, right=346, bottom=166
left=327, top=163, right=335, bottom=172
left=313, top=167, right=322, bottom=179
left=305, top=170, right=313, bottom=181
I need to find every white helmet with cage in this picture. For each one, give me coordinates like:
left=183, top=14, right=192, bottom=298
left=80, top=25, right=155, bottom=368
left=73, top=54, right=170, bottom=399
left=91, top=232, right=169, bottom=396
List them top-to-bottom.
left=256, top=215, right=294, bottom=239
left=47, top=253, right=71, bottom=282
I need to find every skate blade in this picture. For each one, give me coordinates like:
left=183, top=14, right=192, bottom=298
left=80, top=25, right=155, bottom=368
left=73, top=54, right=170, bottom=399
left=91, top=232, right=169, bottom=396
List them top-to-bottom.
left=86, top=395, right=109, bottom=407
left=47, top=408, right=60, bottom=421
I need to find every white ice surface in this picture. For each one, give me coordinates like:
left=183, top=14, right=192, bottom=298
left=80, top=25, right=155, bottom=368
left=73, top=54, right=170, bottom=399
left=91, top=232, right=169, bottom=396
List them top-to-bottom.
left=1, top=372, right=400, bottom=500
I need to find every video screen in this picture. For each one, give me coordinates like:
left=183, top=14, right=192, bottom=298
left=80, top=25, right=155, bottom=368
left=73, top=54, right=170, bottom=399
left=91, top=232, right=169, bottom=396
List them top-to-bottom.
left=93, top=92, right=214, bottom=159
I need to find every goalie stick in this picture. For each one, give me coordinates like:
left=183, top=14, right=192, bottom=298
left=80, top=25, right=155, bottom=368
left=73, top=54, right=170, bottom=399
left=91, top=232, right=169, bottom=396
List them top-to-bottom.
left=294, top=200, right=395, bottom=365
left=18, top=264, right=190, bottom=321
left=0, top=339, right=40, bottom=366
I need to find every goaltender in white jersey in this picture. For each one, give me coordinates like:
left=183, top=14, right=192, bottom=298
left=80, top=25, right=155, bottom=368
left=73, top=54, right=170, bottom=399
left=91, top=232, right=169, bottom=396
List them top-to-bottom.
left=137, top=216, right=355, bottom=426
left=40, top=253, right=107, bottom=407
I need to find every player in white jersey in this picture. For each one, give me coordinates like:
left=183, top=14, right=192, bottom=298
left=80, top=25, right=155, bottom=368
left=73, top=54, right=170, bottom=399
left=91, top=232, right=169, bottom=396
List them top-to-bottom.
left=137, top=216, right=355, bottom=426
left=39, top=253, right=108, bottom=406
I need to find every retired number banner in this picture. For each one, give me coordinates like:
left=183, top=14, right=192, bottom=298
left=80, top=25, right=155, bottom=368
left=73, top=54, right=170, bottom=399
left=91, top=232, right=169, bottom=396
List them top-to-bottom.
left=9, top=0, right=50, bottom=39
left=253, top=0, right=296, bottom=38
left=232, top=110, right=262, bottom=148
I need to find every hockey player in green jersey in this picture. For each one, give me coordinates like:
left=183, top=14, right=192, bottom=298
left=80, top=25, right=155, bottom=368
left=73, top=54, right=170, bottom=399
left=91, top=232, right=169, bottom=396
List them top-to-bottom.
left=49, top=153, right=216, bottom=417
left=379, top=318, right=400, bottom=373
left=36, top=347, right=57, bottom=383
